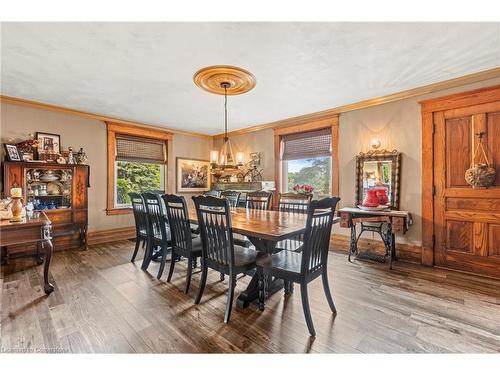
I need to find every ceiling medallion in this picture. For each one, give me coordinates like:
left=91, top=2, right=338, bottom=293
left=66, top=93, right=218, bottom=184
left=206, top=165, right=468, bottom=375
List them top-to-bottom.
left=193, top=65, right=256, bottom=96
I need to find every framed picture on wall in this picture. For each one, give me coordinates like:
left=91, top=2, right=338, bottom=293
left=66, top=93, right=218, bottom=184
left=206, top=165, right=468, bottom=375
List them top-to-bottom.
left=36, top=132, right=61, bottom=155
left=4, top=144, right=22, bottom=161
left=176, top=157, right=211, bottom=193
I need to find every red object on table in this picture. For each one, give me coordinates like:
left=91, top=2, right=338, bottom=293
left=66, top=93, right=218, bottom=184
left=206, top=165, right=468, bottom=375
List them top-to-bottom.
left=374, top=186, right=389, bottom=205
left=363, top=189, right=380, bottom=207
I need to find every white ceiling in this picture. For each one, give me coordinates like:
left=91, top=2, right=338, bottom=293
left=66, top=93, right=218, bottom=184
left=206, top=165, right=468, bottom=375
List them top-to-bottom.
left=1, top=22, right=499, bottom=135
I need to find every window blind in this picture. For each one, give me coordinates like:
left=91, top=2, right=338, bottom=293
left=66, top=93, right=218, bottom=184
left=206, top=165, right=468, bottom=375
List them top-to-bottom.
left=281, top=127, right=332, bottom=160
left=115, top=135, right=166, bottom=163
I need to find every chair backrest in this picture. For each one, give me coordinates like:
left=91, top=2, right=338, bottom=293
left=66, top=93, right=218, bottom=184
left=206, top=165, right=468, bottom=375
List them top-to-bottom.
left=146, top=190, right=165, bottom=195
left=203, top=190, right=221, bottom=198
left=220, top=190, right=241, bottom=208
left=246, top=191, right=272, bottom=210
left=129, top=192, right=148, bottom=236
left=142, top=192, right=169, bottom=242
left=278, top=192, right=312, bottom=213
left=163, top=194, right=192, bottom=253
left=192, top=195, right=235, bottom=268
left=301, top=197, right=341, bottom=275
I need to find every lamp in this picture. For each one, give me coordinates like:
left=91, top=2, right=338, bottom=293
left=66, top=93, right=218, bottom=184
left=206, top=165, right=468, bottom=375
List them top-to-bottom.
left=370, top=137, right=381, bottom=150
left=235, top=152, right=245, bottom=166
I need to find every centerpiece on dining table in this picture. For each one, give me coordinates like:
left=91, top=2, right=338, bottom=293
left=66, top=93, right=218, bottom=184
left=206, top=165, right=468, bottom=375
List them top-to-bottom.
left=292, top=184, right=314, bottom=195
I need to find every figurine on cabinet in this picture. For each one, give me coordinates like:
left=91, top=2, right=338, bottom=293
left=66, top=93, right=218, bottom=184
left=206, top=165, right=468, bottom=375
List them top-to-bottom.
left=67, top=147, right=75, bottom=164
left=76, top=147, right=88, bottom=164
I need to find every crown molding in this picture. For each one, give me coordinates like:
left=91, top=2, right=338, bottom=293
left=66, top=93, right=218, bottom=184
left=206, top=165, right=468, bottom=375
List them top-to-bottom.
left=213, top=66, right=500, bottom=139
left=2, top=67, right=499, bottom=140
left=0, top=95, right=211, bottom=139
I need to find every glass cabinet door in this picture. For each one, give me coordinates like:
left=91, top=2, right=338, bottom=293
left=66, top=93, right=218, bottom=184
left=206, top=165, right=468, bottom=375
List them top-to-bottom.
left=25, top=168, right=73, bottom=210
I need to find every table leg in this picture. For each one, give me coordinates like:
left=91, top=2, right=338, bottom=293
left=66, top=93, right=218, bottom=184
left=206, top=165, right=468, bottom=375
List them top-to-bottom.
left=348, top=223, right=358, bottom=262
left=387, top=223, right=395, bottom=270
left=235, top=237, right=284, bottom=309
left=42, top=240, right=54, bottom=294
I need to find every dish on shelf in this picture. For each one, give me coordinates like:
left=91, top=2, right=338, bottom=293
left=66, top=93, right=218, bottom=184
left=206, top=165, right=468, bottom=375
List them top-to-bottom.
left=39, top=171, right=60, bottom=182
left=47, top=182, right=62, bottom=195
left=357, top=205, right=389, bottom=211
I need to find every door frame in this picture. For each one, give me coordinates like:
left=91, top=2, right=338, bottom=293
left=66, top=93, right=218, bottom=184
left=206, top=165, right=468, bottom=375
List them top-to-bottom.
left=419, top=84, right=500, bottom=266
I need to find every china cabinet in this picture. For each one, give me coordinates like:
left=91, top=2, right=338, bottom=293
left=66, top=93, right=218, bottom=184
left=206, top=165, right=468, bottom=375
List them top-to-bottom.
left=2, top=161, right=89, bottom=253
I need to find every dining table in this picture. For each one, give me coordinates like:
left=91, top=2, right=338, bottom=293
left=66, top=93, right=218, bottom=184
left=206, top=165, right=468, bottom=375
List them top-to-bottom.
left=187, top=205, right=338, bottom=308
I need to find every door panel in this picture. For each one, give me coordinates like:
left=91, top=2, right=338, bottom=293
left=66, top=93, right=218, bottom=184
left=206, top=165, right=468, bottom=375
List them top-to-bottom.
left=434, top=102, right=500, bottom=278
left=487, top=112, right=500, bottom=185
left=445, top=117, right=471, bottom=188
left=445, top=220, right=472, bottom=253
left=488, top=225, right=500, bottom=257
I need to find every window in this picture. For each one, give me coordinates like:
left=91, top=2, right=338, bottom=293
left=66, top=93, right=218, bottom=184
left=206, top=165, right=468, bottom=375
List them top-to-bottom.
left=275, top=120, right=339, bottom=202
left=107, top=122, right=171, bottom=215
left=283, top=156, right=332, bottom=198
left=115, top=161, right=164, bottom=207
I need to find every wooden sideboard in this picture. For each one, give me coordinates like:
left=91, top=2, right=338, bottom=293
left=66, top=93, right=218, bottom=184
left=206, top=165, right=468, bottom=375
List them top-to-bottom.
left=2, top=161, right=89, bottom=254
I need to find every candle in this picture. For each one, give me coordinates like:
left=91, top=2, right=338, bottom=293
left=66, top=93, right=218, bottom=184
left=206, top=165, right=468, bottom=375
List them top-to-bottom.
left=210, top=150, right=219, bottom=164
left=235, top=152, right=245, bottom=166
left=10, top=187, right=22, bottom=198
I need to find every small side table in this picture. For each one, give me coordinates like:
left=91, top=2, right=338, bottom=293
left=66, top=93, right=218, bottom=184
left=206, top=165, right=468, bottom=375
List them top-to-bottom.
left=339, top=207, right=412, bottom=269
left=0, top=211, right=54, bottom=294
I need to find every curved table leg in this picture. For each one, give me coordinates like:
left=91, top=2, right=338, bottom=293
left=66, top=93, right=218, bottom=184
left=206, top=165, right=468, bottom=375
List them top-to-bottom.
left=41, top=225, right=54, bottom=294
left=42, top=238, right=54, bottom=294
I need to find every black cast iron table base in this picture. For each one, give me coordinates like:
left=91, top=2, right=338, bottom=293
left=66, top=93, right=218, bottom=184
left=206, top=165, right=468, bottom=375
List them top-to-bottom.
left=348, top=221, right=397, bottom=269
left=236, top=237, right=285, bottom=309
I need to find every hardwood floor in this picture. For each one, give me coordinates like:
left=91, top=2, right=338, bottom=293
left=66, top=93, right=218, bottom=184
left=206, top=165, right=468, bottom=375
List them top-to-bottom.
left=1, top=240, right=499, bottom=353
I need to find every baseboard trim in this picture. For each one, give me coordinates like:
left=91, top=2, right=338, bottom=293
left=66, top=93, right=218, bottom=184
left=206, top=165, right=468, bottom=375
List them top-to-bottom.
left=88, top=226, right=136, bottom=245
left=86, top=227, right=423, bottom=264
left=330, top=233, right=422, bottom=264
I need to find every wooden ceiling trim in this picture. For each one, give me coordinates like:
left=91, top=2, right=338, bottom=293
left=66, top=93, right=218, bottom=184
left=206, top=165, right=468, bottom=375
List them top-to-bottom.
left=214, top=67, right=500, bottom=139
left=0, top=95, right=211, bottom=139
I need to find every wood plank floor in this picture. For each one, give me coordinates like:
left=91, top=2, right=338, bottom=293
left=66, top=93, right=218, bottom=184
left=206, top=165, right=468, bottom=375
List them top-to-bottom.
left=1, top=240, right=499, bottom=353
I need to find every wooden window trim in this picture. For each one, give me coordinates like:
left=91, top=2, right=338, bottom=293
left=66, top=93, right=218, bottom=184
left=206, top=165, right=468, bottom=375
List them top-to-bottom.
left=273, top=116, right=339, bottom=208
left=106, top=122, right=173, bottom=215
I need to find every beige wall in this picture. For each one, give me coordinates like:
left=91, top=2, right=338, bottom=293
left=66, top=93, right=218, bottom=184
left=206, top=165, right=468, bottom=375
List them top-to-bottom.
left=2, top=77, right=500, bottom=241
left=212, top=78, right=500, bottom=246
left=0, top=102, right=212, bottom=232
left=213, top=128, right=275, bottom=181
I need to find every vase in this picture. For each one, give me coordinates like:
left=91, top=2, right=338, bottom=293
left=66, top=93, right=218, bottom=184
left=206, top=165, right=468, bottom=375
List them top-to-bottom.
left=374, top=186, right=389, bottom=205
left=363, top=189, right=380, bottom=207
left=10, top=197, right=23, bottom=222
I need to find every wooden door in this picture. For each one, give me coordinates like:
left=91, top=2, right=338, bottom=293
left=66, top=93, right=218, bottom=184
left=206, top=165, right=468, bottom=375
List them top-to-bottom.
left=433, top=101, right=500, bottom=278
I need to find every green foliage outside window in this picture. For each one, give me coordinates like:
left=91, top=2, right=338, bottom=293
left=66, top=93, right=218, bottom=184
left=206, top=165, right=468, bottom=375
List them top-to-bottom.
left=287, top=157, right=331, bottom=197
left=116, top=161, right=161, bottom=205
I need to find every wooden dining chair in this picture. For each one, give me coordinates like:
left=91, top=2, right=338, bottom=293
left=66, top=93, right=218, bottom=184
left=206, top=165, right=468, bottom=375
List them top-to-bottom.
left=203, top=190, right=221, bottom=198
left=220, top=190, right=241, bottom=208
left=232, top=190, right=274, bottom=249
left=246, top=190, right=273, bottom=210
left=128, top=192, right=149, bottom=263
left=141, top=192, right=172, bottom=279
left=276, top=192, right=313, bottom=252
left=278, top=192, right=312, bottom=213
left=163, top=194, right=202, bottom=293
left=192, top=195, right=258, bottom=324
left=257, top=196, right=341, bottom=336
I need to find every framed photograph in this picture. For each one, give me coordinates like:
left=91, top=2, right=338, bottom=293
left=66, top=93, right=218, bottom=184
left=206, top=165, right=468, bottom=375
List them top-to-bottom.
left=36, top=132, right=61, bottom=155
left=4, top=144, right=22, bottom=161
left=176, top=157, right=211, bottom=193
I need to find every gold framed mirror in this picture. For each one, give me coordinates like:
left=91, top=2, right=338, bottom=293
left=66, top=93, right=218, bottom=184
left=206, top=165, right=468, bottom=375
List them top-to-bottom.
left=355, top=149, right=402, bottom=210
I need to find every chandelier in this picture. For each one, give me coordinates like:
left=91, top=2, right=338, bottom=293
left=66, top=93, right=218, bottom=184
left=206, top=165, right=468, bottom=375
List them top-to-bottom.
left=193, top=65, right=256, bottom=170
